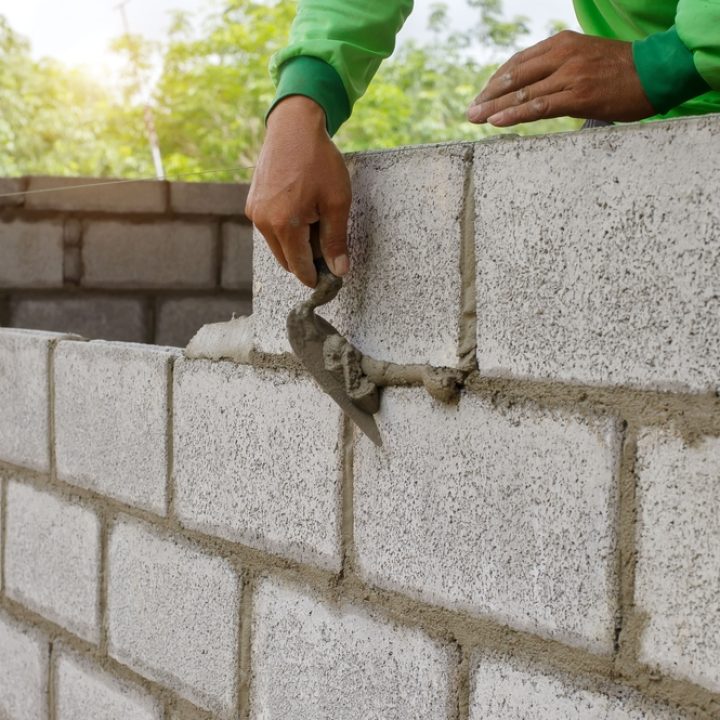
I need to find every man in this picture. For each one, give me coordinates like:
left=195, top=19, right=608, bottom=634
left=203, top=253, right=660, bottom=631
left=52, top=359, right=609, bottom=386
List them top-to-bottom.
left=246, top=0, right=720, bottom=288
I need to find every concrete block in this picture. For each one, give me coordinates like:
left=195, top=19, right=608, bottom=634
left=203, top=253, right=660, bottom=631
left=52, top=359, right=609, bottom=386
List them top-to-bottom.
left=475, top=118, right=720, bottom=393
left=253, top=144, right=471, bottom=365
left=0, top=177, right=25, bottom=207
left=25, top=177, right=166, bottom=213
left=170, top=182, right=249, bottom=216
left=0, top=220, right=64, bottom=288
left=82, top=221, right=216, bottom=289
left=221, top=223, right=253, bottom=290
left=11, top=295, right=149, bottom=342
left=155, top=295, right=251, bottom=347
left=0, top=329, right=69, bottom=472
left=54, top=340, right=176, bottom=514
left=173, top=360, right=343, bottom=571
left=355, top=388, right=621, bottom=653
left=635, top=430, right=720, bottom=693
left=5, top=481, right=100, bottom=642
left=107, top=518, right=241, bottom=715
left=251, top=578, right=457, bottom=720
left=0, top=612, right=48, bottom=720
left=56, top=649, right=163, bottom=720
left=470, top=653, right=690, bottom=719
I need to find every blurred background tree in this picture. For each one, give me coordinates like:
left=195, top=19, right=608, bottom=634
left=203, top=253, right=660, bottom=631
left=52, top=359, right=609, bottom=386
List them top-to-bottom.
left=0, top=0, right=579, bottom=181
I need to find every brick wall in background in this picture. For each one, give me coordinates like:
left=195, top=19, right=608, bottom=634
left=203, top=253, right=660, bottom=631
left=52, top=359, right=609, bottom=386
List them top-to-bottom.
left=1, top=117, right=719, bottom=720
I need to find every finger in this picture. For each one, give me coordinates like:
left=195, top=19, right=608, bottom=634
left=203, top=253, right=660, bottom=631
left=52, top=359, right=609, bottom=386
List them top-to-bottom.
left=468, top=74, right=564, bottom=123
left=486, top=91, right=576, bottom=127
left=318, top=197, right=351, bottom=277
left=276, top=221, right=317, bottom=287
left=254, top=222, right=290, bottom=272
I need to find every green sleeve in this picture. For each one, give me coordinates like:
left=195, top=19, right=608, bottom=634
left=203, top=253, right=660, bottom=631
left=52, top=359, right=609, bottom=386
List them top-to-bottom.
left=267, top=0, right=414, bottom=135
left=676, top=0, right=720, bottom=89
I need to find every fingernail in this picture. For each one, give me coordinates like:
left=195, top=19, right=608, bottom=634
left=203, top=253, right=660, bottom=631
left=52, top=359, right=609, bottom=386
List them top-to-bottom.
left=467, top=105, right=485, bottom=123
left=487, top=111, right=507, bottom=126
left=329, top=254, right=349, bottom=276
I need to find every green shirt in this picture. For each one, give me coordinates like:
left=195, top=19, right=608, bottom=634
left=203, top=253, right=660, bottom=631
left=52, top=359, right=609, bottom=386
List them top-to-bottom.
left=269, top=0, right=720, bottom=135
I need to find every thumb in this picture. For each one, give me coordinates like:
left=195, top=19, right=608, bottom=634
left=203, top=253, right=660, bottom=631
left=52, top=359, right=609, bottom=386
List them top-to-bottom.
left=319, top=201, right=351, bottom=277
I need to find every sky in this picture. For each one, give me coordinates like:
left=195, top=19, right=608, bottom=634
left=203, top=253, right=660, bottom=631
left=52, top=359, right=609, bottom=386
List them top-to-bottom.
left=0, top=0, right=579, bottom=78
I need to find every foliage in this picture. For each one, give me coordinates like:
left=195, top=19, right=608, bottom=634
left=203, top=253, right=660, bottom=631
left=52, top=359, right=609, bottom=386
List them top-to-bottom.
left=0, top=2, right=579, bottom=180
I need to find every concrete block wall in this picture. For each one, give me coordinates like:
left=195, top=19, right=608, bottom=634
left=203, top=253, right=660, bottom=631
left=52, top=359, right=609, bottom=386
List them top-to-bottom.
left=1, top=116, right=719, bottom=719
left=0, top=179, right=252, bottom=346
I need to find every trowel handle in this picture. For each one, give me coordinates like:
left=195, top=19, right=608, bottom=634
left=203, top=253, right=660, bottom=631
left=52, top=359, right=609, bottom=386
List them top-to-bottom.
left=309, top=222, right=333, bottom=276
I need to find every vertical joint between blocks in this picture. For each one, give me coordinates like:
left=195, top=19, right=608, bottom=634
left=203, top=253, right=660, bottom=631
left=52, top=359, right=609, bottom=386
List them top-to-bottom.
left=458, top=151, right=478, bottom=372
left=166, top=356, right=176, bottom=519
left=340, top=415, right=356, bottom=579
left=238, top=572, right=254, bottom=720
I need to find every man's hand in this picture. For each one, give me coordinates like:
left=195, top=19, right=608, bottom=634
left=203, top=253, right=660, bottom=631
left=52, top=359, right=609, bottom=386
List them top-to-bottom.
left=467, top=30, right=655, bottom=127
left=245, top=95, right=351, bottom=288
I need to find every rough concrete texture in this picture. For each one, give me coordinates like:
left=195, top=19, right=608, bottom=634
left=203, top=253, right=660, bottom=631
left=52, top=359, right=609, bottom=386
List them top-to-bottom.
left=475, top=118, right=720, bottom=393
left=253, top=144, right=470, bottom=365
left=25, top=177, right=166, bottom=213
left=170, top=182, right=248, bottom=216
left=0, top=220, right=64, bottom=288
left=82, top=221, right=216, bottom=289
left=221, top=222, right=253, bottom=290
left=11, top=295, right=150, bottom=342
left=155, top=295, right=251, bottom=348
left=184, top=315, right=253, bottom=362
left=0, top=329, right=67, bottom=472
left=54, top=340, right=177, bottom=514
left=173, top=360, right=343, bottom=571
left=355, top=387, right=621, bottom=653
left=635, top=429, right=720, bottom=693
left=5, top=481, right=100, bottom=642
left=107, top=518, right=241, bottom=715
left=251, top=578, right=458, bottom=720
left=0, top=612, right=48, bottom=720
left=55, top=649, right=163, bottom=720
left=470, top=653, right=690, bottom=719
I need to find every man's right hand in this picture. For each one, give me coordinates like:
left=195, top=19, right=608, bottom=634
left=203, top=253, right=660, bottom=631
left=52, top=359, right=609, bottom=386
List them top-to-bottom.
left=245, top=95, right=352, bottom=288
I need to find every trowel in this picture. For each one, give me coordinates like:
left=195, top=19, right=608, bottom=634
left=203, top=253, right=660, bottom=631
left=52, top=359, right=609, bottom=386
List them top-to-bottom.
left=286, top=224, right=383, bottom=447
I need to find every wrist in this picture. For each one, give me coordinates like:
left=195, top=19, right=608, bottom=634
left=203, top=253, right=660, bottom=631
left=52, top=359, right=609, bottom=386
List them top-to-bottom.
left=266, top=95, right=327, bottom=134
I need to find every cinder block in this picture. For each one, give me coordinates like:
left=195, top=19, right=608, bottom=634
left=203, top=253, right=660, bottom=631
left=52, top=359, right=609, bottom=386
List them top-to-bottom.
left=475, top=118, right=720, bottom=393
left=253, top=144, right=471, bottom=365
left=0, top=177, right=25, bottom=207
left=25, top=177, right=166, bottom=213
left=170, top=182, right=248, bottom=216
left=0, top=220, right=64, bottom=288
left=82, top=222, right=216, bottom=289
left=221, top=223, right=253, bottom=290
left=11, top=295, right=149, bottom=342
left=155, top=295, right=251, bottom=347
left=0, top=328, right=70, bottom=472
left=54, top=341, right=176, bottom=514
left=173, top=360, right=343, bottom=571
left=354, top=388, right=621, bottom=654
left=635, top=430, right=720, bottom=693
left=5, top=481, right=100, bottom=642
left=108, top=518, right=241, bottom=715
left=251, top=578, right=458, bottom=719
left=0, top=612, right=48, bottom=720
left=56, top=649, right=163, bottom=720
left=470, top=653, right=690, bottom=719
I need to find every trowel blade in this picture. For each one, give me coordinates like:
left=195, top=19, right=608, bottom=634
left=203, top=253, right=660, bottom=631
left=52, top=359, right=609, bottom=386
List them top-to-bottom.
left=287, top=311, right=383, bottom=448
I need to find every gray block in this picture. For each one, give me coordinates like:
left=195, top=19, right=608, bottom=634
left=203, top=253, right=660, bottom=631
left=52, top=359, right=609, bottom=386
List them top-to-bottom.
left=475, top=118, right=720, bottom=393
left=253, top=143, right=470, bottom=365
left=25, top=177, right=166, bottom=213
left=170, top=182, right=249, bottom=216
left=0, top=220, right=64, bottom=288
left=82, top=221, right=216, bottom=289
left=221, top=223, right=253, bottom=291
left=11, top=295, right=149, bottom=342
left=155, top=295, right=251, bottom=348
left=0, top=329, right=71, bottom=472
left=54, top=340, right=177, bottom=514
left=173, top=360, right=343, bottom=571
left=355, top=387, right=621, bottom=653
left=635, top=429, right=720, bottom=693
left=5, top=481, right=100, bottom=642
left=108, top=518, right=241, bottom=715
left=250, top=578, right=458, bottom=720
left=0, top=612, right=48, bottom=720
left=56, top=649, right=164, bottom=720
left=470, top=652, right=690, bottom=719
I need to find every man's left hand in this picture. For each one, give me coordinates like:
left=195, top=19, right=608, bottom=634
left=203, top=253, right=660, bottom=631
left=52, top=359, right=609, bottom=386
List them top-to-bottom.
left=467, top=30, right=655, bottom=126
